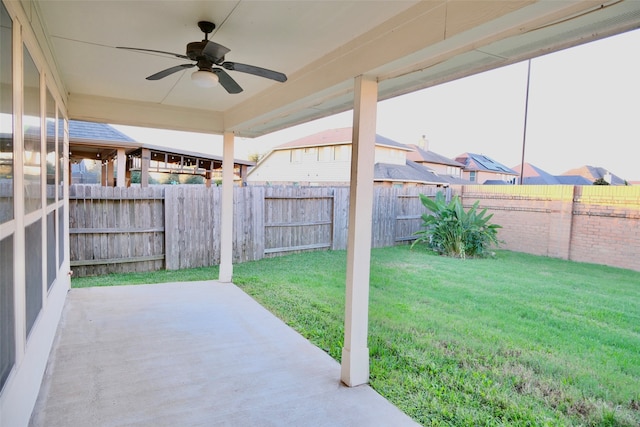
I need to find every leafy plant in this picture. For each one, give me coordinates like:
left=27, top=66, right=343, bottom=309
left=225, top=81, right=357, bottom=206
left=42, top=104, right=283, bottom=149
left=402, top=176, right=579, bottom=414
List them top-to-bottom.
left=411, top=191, right=501, bottom=258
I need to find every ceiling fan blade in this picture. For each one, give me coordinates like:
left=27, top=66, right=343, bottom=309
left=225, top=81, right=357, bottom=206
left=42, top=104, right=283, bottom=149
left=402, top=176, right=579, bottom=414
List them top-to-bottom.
left=202, top=40, right=231, bottom=63
left=117, top=46, right=189, bottom=60
left=222, top=62, right=287, bottom=82
left=146, top=63, right=195, bottom=80
left=212, top=68, right=243, bottom=94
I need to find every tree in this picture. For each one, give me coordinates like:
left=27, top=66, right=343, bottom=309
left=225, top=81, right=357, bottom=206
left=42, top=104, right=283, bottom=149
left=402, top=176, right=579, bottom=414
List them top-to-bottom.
left=248, top=152, right=266, bottom=163
left=129, top=171, right=159, bottom=185
left=166, top=173, right=180, bottom=185
left=181, top=174, right=204, bottom=184
left=593, top=178, right=610, bottom=185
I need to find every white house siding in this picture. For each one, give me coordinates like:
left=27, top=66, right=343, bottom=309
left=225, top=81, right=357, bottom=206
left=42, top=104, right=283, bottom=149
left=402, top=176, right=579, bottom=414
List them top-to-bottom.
left=248, top=144, right=410, bottom=185
left=374, top=146, right=405, bottom=165
left=247, top=149, right=352, bottom=184
left=415, top=162, right=461, bottom=177
left=424, top=163, right=447, bottom=174
left=447, top=166, right=463, bottom=177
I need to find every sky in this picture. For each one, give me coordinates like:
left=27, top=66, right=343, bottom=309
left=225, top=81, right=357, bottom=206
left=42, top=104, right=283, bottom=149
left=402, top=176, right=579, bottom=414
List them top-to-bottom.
left=114, top=28, right=640, bottom=182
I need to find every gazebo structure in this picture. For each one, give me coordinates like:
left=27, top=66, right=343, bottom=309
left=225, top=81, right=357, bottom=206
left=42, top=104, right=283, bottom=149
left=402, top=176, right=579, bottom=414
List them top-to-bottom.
left=2, top=1, right=640, bottom=425
left=67, top=120, right=253, bottom=187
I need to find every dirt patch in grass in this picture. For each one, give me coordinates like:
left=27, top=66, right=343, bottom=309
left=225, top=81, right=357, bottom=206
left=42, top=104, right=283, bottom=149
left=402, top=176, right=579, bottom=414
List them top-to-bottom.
left=502, top=361, right=640, bottom=426
left=503, top=362, right=566, bottom=407
left=565, top=399, right=595, bottom=418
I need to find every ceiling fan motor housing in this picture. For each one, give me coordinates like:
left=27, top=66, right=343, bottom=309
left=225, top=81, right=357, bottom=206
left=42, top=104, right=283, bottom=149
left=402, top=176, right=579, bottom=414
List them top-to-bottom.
left=187, top=41, right=208, bottom=61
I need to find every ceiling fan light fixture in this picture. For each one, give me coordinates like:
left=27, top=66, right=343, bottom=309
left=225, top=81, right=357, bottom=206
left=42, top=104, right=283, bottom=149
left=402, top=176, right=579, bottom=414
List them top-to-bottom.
left=119, top=21, right=286, bottom=93
left=191, top=70, right=219, bottom=88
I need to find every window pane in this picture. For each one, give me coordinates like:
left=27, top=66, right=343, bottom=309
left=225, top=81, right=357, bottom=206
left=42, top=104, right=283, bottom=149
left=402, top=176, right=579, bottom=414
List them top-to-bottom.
left=0, top=3, right=13, bottom=224
left=24, top=47, right=41, bottom=214
left=46, top=90, right=55, bottom=205
left=58, top=113, right=64, bottom=200
left=58, top=206, right=64, bottom=268
left=47, top=211, right=56, bottom=290
left=25, top=219, right=43, bottom=337
left=0, top=235, right=15, bottom=391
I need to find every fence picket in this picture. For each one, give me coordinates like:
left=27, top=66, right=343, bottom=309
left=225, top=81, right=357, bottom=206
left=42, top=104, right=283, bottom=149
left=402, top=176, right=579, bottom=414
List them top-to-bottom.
left=68, top=184, right=453, bottom=276
left=68, top=184, right=640, bottom=276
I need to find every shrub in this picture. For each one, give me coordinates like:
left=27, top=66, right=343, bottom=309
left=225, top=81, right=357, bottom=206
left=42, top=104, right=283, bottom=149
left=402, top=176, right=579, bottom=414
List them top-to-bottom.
left=411, top=191, right=501, bottom=258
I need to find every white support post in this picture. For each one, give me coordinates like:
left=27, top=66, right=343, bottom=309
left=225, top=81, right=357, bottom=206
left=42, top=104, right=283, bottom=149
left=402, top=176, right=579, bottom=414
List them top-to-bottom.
left=341, top=75, right=378, bottom=387
left=218, top=131, right=234, bottom=283
left=116, top=148, right=126, bottom=187
left=140, top=148, right=150, bottom=188
left=106, top=158, right=115, bottom=187
left=100, top=160, right=107, bottom=186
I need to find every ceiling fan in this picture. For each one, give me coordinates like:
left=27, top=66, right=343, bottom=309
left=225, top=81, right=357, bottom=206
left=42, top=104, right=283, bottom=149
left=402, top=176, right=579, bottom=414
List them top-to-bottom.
left=118, top=21, right=287, bottom=94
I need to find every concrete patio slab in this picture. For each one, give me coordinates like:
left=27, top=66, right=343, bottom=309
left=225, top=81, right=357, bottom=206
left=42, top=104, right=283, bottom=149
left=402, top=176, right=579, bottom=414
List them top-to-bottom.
left=29, top=281, right=419, bottom=426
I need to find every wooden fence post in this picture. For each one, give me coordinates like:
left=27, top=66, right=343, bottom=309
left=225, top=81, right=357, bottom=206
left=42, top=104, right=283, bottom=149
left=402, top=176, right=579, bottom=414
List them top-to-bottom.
left=164, top=186, right=176, bottom=270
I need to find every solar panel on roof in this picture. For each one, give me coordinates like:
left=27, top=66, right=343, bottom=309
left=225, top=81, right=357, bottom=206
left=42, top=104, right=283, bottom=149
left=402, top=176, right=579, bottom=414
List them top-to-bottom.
left=471, top=154, right=513, bottom=173
left=472, top=156, right=493, bottom=170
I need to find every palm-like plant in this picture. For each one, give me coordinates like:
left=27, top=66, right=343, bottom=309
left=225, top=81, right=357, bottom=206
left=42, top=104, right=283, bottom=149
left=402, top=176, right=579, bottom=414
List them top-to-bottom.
left=411, top=192, right=501, bottom=258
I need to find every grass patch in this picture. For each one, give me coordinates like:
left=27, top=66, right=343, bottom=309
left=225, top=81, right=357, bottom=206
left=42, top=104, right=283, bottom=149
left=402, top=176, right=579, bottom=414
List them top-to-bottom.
left=72, top=248, right=640, bottom=426
left=71, top=265, right=220, bottom=288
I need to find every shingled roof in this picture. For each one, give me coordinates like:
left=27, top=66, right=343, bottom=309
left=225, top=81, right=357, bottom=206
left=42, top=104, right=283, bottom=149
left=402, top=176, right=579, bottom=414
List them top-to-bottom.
left=67, top=120, right=136, bottom=143
left=275, top=127, right=411, bottom=151
left=406, top=144, right=465, bottom=167
left=374, top=161, right=449, bottom=185
left=513, top=162, right=594, bottom=185
left=513, top=162, right=561, bottom=184
left=561, top=165, right=627, bottom=185
left=555, top=175, right=593, bottom=185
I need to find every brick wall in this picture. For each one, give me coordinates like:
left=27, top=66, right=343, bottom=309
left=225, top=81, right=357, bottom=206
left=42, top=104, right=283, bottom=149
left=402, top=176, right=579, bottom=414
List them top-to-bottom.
left=459, top=185, right=640, bottom=272
left=570, top=186, right=640, bottom=271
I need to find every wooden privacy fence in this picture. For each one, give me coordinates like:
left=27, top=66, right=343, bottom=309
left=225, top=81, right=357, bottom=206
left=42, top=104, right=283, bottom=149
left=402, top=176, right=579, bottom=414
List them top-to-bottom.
left=69, top=184, right=444, bottom=276
left=68, top=185, right=165, bottom=277
left=262, top=186, right=348, bottom=255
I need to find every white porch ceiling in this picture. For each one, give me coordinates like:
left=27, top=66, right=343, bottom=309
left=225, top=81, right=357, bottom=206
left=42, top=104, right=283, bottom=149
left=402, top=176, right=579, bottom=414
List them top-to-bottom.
left=30, top=0, right=640, bottom=138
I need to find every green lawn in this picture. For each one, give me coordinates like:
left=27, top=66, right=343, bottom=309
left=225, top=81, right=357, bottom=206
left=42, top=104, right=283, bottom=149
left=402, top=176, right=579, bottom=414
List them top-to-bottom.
left=72, top=247, right=640, bottom=426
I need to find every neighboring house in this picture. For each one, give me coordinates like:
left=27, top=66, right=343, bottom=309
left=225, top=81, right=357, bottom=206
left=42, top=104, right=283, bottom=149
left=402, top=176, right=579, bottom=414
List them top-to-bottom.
left=246, top=128, right=450, bottom=187
left=405, top=137, right=470, bottom=185
left=455, top=152, right=519, bottom=184
left=512, top=162, right=592, bottom=185
left=561, top=165, right=627, bottom=185
left=555, top=175, right=596, bottom=185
